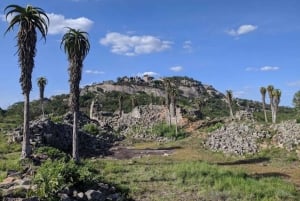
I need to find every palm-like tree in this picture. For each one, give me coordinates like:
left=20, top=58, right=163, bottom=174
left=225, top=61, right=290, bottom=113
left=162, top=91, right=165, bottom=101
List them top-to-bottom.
left=4, top=4, right=49, bottom=159
left=61, top=28, right=90, bottom=162
left=37, top=77, right=48, bottom=119
left=267, top=85, right=275, bottom=123
left=260, top=87, right=268, bottom=123
left=272, top=89, right=281, bottom=124
left=225, top=90, right=234, bottom=119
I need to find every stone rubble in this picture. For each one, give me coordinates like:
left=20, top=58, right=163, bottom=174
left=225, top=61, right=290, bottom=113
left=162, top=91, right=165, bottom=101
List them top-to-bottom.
left=272, top=120, right=300, bottom=151
left=205, top=121, right=271, bottom=155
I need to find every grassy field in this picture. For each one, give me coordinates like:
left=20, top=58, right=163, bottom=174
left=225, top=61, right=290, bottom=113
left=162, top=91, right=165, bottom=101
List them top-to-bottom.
left=1, top=125, right=300, bottom=200
left=91, top=134, right=300, bottom=201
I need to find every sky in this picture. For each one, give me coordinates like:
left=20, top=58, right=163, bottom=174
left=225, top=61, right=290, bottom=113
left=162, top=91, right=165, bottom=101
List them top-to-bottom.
left=0, top=0, right=300, bottom=108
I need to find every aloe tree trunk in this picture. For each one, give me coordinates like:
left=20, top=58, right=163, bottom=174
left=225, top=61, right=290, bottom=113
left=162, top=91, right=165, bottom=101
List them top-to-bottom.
left=21, top=93, right=31, bottom=159
left=72, top=110, right=79, bottom=162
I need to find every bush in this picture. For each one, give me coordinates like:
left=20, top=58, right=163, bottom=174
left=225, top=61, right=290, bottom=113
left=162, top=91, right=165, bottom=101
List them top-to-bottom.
left=206, top=122, right=224, bottom=133
left=82, top=123, right=99, bottom=135
left=152, top=123, right=186, bottom=140
left=34, top=146, right=67, bottom=161
left=33, top=159, right=99, bottom=201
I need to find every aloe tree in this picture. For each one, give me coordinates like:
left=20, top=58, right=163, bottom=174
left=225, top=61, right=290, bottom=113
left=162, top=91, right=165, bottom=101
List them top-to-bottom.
left=4, top=4, right=49, bottom=159
left=61, top=28, right=90, bottom=162
left=37, top=77, right=47, bottom=119
left=267, top=85, right=275, bottom=123
left=260, top=87, right=268, bottom=123
left=272, top=89, right=281, bottom=124
left=225, top=90, right=234, bottom=119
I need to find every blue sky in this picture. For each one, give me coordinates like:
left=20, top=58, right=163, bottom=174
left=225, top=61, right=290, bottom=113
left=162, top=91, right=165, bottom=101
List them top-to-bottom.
left=0, top=0, right=300, bottom=108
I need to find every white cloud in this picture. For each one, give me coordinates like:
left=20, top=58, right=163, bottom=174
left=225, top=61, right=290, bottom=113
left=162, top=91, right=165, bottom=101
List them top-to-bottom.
left=2, top=13, right=93, bottom=35
left=47, top=13, right=93, bottom=34
left=0, top=14, right=6, bottom=22
left=227, top=24, right=257, bottom=36
left=100, top=32, right=172, bottom=56
left=183, top=40, right=192, bottom=52
left=170, top=66, right=183, bottom=72
left=246, top=66, right=280, bottom=72
left=260, top=66, right=279, bottom=71
left=245, top=67, right=258, bottom=72
left=84, top=70, right=104, bottom=75
left=137, top=71, right=159, bottom=77
left=287, top=80, right=300, bottom=87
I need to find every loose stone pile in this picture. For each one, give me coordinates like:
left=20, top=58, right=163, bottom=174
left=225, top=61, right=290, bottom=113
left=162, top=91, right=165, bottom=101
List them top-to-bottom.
left=8, top=112, right=121, bottom=157
left=272, top=120, right=300, bottom=151
left=205, top=122, right=271, bottom=155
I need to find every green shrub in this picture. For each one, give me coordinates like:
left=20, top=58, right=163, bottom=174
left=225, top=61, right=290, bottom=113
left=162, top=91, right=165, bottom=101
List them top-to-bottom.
left=206, top=122, right=224, bottom=133
left=82, top=123, right=99, bottom=135
left=152, top=123, right=186, bottom=140
left=34, top=146, right=67, bottom=161
left=33, top=159, right=99, bottom=200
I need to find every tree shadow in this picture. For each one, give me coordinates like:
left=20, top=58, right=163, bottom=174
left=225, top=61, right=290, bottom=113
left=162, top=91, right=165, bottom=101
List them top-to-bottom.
left=216, top=157, right=270, bottom=166
left=251, top=172, right=290, bottom=179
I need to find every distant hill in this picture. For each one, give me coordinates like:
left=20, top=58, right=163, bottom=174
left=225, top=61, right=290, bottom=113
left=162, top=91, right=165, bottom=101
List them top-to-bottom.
left=0, top=75, right=297, bottom=125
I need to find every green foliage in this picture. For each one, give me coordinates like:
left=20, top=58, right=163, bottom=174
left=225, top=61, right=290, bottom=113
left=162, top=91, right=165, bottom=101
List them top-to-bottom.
left=293, top=90, right=300, bottom=110
left=206, top=122, right=224, bottom=133
left=82, top=123, right=99, bottom=135
left=151, top=123, right=186, bottom=140
left=34, top=146, right=67, bottom=160
left=33, top=159, right=99, bottom=200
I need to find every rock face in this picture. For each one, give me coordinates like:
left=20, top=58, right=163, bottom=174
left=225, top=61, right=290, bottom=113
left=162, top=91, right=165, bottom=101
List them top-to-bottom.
left=81, top=76, right=223, bottom=100
left=272, top=120, right=300, bottom=151
left=205, top=122, right=271, bottom=155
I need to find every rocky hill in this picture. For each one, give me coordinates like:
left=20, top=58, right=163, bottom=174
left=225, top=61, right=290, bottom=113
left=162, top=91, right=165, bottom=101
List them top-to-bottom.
left=81, top=75, right=223, bottom=99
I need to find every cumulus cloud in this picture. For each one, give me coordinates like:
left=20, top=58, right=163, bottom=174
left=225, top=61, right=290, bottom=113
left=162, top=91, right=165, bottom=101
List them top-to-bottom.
left=2, top=13, right=93, bottom=35
left=47, top=13, right=93, bottom=34
left=227, top=24, right=257, bottom=36
left=100, top=32, right=172, bottom=56
left=170, top=66, right=183, bottom=72
left=260, top=66, right=279, bottom=71
left=84, top=70, right=105, bottom=74
left=137, top=71, right=159, bottom=77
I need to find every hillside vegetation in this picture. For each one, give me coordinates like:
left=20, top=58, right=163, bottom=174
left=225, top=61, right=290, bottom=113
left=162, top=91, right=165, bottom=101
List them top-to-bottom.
left=1, top=75, right=300, bottom=201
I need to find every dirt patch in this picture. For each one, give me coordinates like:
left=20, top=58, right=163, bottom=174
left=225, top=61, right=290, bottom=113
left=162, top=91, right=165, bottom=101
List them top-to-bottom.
left=108, top=147, right=177, bottom=159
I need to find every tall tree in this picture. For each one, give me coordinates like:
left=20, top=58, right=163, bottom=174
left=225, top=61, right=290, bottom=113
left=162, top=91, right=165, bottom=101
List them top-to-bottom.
left=4, top=4, right=49, bottom=159
left=61, top=28, right=90, bottom=162
left=37, top=77, right=47, bottom=119
left=267, top=85, right=275, bottom=123
left=260, top=87, right=268, bottom=123
left=272, top=89, right=281, bottom=124
left=225, top=90, right=234, bottom=119
left=293, top=90, right=300, bottom=111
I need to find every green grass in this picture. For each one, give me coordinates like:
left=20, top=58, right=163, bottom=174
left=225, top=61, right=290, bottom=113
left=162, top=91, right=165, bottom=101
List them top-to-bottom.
left=0, top=132, right=22, bottom=181
left=94, top=157, right=299, bottom=201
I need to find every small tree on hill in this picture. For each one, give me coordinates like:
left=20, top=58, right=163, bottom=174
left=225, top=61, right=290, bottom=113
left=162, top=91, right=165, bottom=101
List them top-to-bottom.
left=260, top=87, right=268, bottom=123
left=225, top=90, right=234, bottom=119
